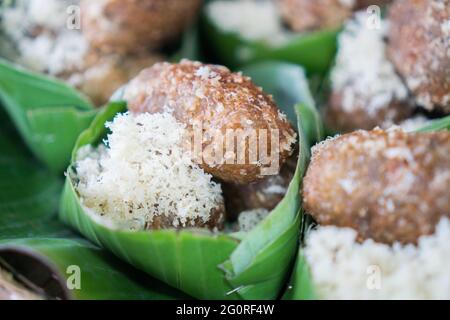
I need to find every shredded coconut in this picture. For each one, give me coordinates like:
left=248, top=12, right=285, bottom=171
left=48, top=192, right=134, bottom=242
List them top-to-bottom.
left=0, top=0, right=88, bottom=75
left=206, top=0, right=292, bottom=46
left=338, top=0, right=356, bottom=8
left=331, top=12, right=408, bottom=115
left=75, top=112, right=223, bottom=230
left=394, top=116, right=432, bottom=132
left=264, top=184, right=286, bottom=195
left=238, top=208, right=270, bottom=232
left=305, top=217, right=450, bottom=299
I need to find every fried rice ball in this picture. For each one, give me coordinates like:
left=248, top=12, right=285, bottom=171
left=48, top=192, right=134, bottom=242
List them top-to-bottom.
left=0, top=0, right=163, bottom=106
left=80, top=0, right=203, bottom=54
left=277, top=0, right=392, bottom=32
left=387, top=0, right=450, bottom=113
left=62, top=51, right=162, bottom=106
left=123, top=60, right=297, bottom=184
left=326, top=93, right=413, bottom=133
left=303, top=128, right=450, bottom=245
left=223, top=155, right=297, bottom=220
left=146, top=207, right=225, bottom=230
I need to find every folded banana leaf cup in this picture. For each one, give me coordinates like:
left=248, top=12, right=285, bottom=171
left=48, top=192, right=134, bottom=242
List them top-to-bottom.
left=59, top=62, right=321, bottom=300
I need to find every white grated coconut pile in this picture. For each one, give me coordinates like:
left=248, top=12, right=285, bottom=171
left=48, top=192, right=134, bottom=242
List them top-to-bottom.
left=0, top=0, right=88, bottom=75
left=206, top=0, right=292, bottom=46
left=331, top=12, right=408, bottom=117
left=75, top=112, right=224, bottom=230
left=396, top=115, right=432, bottom=132
left=237, top=208, right=270, bottom=232
left=305, top=218, right=450, bottom=299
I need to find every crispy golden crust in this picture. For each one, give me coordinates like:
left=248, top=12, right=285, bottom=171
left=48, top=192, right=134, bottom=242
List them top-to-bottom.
left=81, top=0, right=203, bottom=54
left=277, top=0, right=392, bottom=32
left=388, top=0, right=450, bottom=113
left=61, top=51, right=162, bottom=106
left=124, top=60, right=297, bottom=184
left=326, top=90, right=414, bottom=133
left=303, top=128, right=450, bottom=245
left=223, top=155, right=297, bottom=220
left=145, top=206, right=225, bottom=231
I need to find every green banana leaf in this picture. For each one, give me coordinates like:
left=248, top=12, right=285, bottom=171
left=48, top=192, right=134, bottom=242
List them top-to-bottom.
left=201, top=2, right=338, bottom=74
left=172, top=23, right=203, bottom=62
left=0, top=59, right=97, bottom=173
left=241, top=62, right=324, bottom=145
left=59, top=63, right=321, bottom=299
left=0, top=105, right=187, bottom=300
left=417, top=115, right=450, bottom=133
left=0, top=238, right=189, bottom=300
left=282, top=251, right=315, bottom=300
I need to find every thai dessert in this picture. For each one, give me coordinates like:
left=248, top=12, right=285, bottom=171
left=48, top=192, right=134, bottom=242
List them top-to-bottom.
left=0, top=0, right=202, bottom=105
left=387, top=0, right=450, bottom=113
left=74, top=60, right=297, bottom=231
left=301, top=128, right=450, bottom=299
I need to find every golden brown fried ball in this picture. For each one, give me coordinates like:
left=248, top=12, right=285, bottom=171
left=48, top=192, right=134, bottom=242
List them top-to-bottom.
left=80, top=0, right=203, bottom=54
left=277, top=0, right=392, bottom=32
left=387, top=0, right=450, bottom=113
left=61, top=51, right=162, bottom=106
left=124, top=60, right=297, bottom=184
left=326, top=91, right=414, bottom=133
left=303, top=128, right=450, bottom=245
left=223, top=155, right=297, bottom=220
left=145, top=207, right=226, bottom=231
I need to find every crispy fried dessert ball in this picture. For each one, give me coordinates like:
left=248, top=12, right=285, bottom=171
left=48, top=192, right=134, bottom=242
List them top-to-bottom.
left=81, top=0, right=203, bottom=54
left=277, top=0, right=392, bottom=32
left=388, top=0, right=450, bottom=113
left=62, top=51, right=162, bottom=106
left=124, top=60, right=297, bottom=184
left=327, top=93, right=413, bottom=133
left=303, top=128, right=450, bottom=245
left=223, top=155, right=297, bottom=219
left=145, top=207, right=225, bottom=230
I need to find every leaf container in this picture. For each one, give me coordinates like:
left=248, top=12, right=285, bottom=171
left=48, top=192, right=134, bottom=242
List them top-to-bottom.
left=59, top=62, right=319, bottom=299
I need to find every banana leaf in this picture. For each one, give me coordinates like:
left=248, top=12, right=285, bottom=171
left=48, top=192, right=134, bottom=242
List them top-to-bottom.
left=201, top=2, right=338, bottom=74
left=171, top=23, right=203, bottom=62
left=0, top=59, right=97, bottom=173
left=241, top=62, right=324, bottom=145
left=59, top=63, right=321, bottom=299
left=0, top=107, right=186, bottom=300
left=416, top=115, right=450, bottom=133
left=0, top=238, right=188, bottom=300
